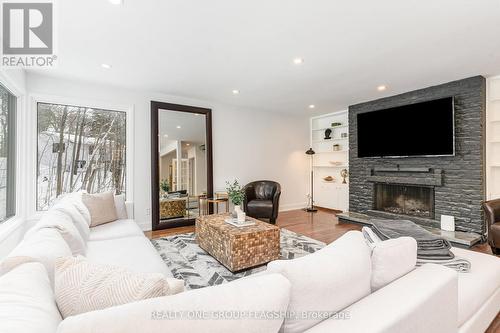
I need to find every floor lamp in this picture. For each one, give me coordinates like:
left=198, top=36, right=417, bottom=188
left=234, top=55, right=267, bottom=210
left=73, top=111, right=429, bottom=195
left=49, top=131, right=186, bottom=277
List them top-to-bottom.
left=304, top=148, right=317, bottom=212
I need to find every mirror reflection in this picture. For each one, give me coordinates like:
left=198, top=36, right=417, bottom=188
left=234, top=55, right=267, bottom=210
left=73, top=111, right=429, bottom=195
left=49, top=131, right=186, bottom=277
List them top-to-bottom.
left=158, top=109, right=207, bottom=221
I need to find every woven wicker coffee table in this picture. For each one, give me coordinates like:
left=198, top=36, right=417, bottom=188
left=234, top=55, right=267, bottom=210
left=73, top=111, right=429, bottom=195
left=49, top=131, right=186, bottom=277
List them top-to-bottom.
left=195, top=213, right=280, bottom=272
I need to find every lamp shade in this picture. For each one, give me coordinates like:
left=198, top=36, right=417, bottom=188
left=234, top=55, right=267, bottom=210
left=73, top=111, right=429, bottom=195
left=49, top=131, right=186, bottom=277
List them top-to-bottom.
left=305, top=148, right=315, bottom=155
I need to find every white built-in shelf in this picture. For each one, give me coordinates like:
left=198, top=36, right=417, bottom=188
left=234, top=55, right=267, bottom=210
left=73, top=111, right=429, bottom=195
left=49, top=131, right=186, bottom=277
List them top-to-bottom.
left=310, top=110, right=349, bottom=212
left=312, top=125, right=348, bottom=131
left=312, top=138, right=348, bottom=143
left=315, top=150, right=348, bottom=154
left=313, top=165, right=348, bottom=168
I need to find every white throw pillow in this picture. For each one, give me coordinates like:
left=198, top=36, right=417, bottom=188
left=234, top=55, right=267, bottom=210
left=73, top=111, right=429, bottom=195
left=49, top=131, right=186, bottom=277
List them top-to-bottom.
left=82, top=191, right=118, bottom=227
left=114, top=194, right=128, bottom=219
left=52, top=200, right=90, bottom=241
left=25, top=210, right=87, bottom=256
left=1, top=228, right=72, bottom=285
left=266, top=230, right=372, bottom=333
left=370, top=237, right=417, bottom=291
left=55, top=256, right=181, bottom=318
left=0, top=263, right=62, bottom=333
left=56, top=273, right=291, bottom=333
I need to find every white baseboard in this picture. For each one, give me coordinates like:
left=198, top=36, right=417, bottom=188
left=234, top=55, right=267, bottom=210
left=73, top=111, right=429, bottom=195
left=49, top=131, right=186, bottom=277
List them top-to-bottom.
left=279, top=202, right=307, bottom=212
left=136, top=220, right=152, bottom=232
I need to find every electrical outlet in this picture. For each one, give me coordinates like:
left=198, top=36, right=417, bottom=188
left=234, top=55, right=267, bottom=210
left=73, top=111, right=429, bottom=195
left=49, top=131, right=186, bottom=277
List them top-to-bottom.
left=146, top=208, right=151, bottom=216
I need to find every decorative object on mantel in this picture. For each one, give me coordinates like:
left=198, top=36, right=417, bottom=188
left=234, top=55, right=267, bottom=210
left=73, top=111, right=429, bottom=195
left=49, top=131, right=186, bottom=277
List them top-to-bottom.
left=331, top=122, right=342, bottom=127
left=324, top=128, right=332, bottom=140
left=341, top=132, right=348, bottom=138
left=333, top=144, right=341, bottom=151
left=304, top=148, right=317, bottom=212
left=329, top=161, right=343, bottom=166
left=341, top=168, right=349, bottom=184
left=323, top=176, right=335, bottom=182
left=225, top=180, right=246, bottom=221
left=441, top=215, right=455, bottom=232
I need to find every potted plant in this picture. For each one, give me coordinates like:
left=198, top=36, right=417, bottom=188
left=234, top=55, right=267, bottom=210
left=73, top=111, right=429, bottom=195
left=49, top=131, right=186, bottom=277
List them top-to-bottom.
left=160, top=179, right=170, bottom=197
left=226, top=180, right=246, bottom=221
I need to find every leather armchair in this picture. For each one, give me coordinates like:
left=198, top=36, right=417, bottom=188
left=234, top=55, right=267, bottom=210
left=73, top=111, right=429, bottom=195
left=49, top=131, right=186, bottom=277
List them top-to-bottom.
left=243, top=181, right=281, bottom=224
left=482, top=199, right=500, bottom=255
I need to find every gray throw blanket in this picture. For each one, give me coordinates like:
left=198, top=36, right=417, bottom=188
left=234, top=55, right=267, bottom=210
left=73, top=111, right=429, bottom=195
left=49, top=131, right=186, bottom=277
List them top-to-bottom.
left=368, top=219, right=471, bottom=272
left=370, top=219, right=453, bottom=260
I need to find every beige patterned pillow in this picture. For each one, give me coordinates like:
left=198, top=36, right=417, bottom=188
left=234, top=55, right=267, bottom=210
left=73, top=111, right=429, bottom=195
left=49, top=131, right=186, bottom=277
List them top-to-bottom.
left=82, top=191, right=118, bottom=227
left=54, top=256, right=172, bottom=318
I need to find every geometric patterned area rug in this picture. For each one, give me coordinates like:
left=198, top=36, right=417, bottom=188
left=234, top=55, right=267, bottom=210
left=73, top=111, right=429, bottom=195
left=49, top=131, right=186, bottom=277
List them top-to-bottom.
left=151, top=228, right=325, bottom=290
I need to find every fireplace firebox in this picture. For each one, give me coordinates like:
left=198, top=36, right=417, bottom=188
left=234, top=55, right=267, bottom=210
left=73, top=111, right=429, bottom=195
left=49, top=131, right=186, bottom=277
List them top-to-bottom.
left=374, top=183, right=434, bottom=219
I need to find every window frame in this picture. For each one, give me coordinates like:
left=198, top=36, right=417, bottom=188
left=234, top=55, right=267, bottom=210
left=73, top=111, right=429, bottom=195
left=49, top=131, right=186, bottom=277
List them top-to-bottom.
left=0, top=83, right=17, bottom=222
left=30, top=95, right=134, bottom=215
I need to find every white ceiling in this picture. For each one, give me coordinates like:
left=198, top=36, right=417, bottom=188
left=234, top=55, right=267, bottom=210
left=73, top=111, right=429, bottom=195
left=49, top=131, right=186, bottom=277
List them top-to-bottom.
left=30, top=0, right=500, bottom=114
left=159, top=109, right=206, bottom=151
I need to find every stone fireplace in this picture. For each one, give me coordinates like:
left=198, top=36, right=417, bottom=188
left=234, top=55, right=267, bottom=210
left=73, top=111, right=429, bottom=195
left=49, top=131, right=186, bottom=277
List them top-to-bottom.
left=348, top=76, right=486, bottom=234
left=374, top=183, right=434, bottom=219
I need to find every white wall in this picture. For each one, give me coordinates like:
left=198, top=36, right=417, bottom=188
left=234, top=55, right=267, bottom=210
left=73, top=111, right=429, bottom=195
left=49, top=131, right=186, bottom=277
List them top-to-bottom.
left=26, top=73, right=309, bottom=230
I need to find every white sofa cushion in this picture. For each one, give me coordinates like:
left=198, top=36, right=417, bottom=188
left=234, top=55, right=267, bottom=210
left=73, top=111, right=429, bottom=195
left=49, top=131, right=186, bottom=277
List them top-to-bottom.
left=53, top=191, right=91, bottom=226
left=82, top=191, right=118, bottom=227
left=114, top=194, right=128, bottom=219
left=52, top=200, right=91, bottom=241
left=26, top=210, right=87, bottom=256
left=89, top=219, right=143, bottom=241
left=2, top=228, right=72, bottom=284
left=266, top=230, right=372, bottom=333
left=86, top=236, right=176, bottom=279
left=370, top=237, right=417, bottom=291
left=451, top=247, right=500, bottom=327
left=55, top=256, right=180, bottom=318
left=0, top=263, right=62, bottom=333
left=305, top=264, right=458, bottom=333
left=56, top=273, right=291, bottom=333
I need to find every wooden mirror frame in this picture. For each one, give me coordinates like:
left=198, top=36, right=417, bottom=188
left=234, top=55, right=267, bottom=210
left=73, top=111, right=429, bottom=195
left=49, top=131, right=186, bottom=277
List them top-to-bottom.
left=150, top=101, right=213, bottom=231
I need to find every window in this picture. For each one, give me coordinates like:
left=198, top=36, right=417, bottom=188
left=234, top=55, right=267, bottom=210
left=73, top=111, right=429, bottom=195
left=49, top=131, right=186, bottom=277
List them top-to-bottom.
left=0, top=84, right=16, bottom=222
left=37, top=103, right=126, bottom=210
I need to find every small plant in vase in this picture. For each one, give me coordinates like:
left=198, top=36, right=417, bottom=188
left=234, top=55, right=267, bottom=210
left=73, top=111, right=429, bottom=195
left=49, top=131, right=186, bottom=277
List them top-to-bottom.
left=159, top=179, right=170, bottom=198
left=226, top=180, right=246, bottom=222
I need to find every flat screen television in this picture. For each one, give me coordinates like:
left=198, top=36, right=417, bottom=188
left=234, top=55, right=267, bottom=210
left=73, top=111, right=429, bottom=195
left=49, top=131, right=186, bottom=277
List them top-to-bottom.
left=357, top=97, right=455, bottom=158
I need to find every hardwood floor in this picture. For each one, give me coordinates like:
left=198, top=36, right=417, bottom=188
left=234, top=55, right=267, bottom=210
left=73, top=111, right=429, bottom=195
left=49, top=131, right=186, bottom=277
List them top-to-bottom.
left=146, top=208, right=495, bottom=254
left=145, top=209, right=499, bottom=332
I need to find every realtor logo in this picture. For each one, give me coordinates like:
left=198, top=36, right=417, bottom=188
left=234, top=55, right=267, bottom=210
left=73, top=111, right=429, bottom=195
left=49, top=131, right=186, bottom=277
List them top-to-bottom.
left=2, top=1, right=56, bottom=67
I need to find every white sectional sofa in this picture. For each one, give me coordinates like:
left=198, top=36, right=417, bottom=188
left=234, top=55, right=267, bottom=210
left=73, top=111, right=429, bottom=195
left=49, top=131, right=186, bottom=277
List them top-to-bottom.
left=0, top=194, right=499, bottom=333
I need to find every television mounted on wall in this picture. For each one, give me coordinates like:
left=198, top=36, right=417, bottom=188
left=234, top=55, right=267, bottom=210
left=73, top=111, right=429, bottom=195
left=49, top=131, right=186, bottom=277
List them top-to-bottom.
left=356, top=96, right=455, bottom=158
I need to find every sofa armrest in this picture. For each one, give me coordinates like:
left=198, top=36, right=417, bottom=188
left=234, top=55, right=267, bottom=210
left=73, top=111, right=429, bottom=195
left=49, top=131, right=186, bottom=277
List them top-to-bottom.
left=125, top=201, right=134, bottom=219
left=305, top=264, right=458, bottom=333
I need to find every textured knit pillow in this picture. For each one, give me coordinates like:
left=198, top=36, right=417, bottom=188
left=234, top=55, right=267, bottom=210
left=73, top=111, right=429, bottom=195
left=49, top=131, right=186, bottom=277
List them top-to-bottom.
left=82, top=191, right=118, bottom=227
left=54, top=256, right=173, bottom=318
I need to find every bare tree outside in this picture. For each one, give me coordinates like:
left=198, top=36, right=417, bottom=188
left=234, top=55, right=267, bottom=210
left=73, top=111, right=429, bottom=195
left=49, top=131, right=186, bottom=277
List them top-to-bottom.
left=37, top=103, right=126, bottom=210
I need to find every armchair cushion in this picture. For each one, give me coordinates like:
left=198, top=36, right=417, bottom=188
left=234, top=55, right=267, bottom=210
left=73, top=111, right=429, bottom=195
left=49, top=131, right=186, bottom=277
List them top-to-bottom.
left=247, top=200, right=273, bottom=216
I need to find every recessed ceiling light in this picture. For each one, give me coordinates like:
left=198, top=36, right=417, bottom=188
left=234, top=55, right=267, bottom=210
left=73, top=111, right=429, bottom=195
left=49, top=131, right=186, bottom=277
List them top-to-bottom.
left=108, top=0, right=123, bottom=5
left=293, top=58, right=304, bottom=65
left=101, top=63, right=112, bottom=69
left=377, top=85, right=387, bottom=91
left=232, top=89, right=240, bottom=95
left=308, top=104, right=315, bottom=109
left=176, top=125, right=181, bottom=129
left=163, top=134, right=168, bottom=137
left=186, top=143, right=190, bottom=146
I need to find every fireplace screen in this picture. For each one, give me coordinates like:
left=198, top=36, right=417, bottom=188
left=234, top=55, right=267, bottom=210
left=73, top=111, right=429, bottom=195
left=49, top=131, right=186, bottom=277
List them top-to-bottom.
left=374, top=184, right=434, bottom=218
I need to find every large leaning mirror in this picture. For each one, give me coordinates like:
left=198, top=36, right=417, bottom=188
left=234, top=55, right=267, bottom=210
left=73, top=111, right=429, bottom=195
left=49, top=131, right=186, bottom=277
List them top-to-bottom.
left=151, top=102, right=213, bottom=230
